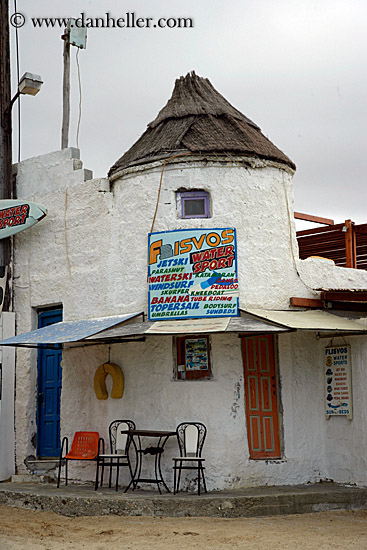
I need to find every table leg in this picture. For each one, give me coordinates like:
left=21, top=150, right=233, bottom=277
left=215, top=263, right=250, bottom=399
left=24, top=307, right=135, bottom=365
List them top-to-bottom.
left=125, top=433, right=173, bottom=493
left=132, top=435, right=142, bottom=491
left=157, top=435, right=171, bottom=493
left=125, top=436, right=138, bottom=492
left=155, top=437, right=163, bottom=494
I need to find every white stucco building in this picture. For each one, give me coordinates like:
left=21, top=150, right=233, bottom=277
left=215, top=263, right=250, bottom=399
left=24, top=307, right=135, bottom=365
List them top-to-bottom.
left=2, top=72, right=367, bottom=491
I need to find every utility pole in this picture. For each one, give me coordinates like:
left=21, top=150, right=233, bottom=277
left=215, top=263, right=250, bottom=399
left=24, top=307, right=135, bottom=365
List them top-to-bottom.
left=0, top=0, right=12, bottom=311
left=61, top=20, right=86, bottom=149
left=61, top=23, right=70, bottom=149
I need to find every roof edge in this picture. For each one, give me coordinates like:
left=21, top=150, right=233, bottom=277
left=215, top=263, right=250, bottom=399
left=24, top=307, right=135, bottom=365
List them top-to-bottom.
left=109, top=153, right=296, bottom=183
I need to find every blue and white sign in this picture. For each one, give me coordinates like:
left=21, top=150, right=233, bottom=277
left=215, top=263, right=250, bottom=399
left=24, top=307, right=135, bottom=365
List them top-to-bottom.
left=148, top=228, right=239, bottom=321
left=325, top=345, right=353, bottom=419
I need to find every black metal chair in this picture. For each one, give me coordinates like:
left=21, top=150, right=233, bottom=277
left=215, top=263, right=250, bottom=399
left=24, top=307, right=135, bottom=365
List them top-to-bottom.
left=97, top=420, right=136, bottom=491
left=173, top=422, right=207, bottom=495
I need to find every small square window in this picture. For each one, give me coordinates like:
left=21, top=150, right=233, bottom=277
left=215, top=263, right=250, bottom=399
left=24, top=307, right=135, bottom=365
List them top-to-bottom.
left=178, top=191, right=210, bottom=219
left=175, top=335, right=211, bottom=380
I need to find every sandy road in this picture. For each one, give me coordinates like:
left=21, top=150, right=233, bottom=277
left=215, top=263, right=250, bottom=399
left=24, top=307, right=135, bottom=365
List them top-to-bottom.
left=1, top=505, right=367, bottom=549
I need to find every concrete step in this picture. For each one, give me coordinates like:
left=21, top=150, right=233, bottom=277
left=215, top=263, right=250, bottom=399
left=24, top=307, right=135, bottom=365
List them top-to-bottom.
left=25, top=459, right=59, bottom=475
left=11, top=474, right=54, bottom=484
left=0, top=482, right=367, bottom=518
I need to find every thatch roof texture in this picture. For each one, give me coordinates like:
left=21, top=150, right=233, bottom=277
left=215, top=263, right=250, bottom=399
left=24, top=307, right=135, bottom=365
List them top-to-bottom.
left=109, top=72, right=296, bottom=177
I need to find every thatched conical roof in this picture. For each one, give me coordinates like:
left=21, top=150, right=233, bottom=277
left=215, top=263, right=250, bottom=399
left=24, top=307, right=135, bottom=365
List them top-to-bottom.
left=109, top=72, right=295, bottom=177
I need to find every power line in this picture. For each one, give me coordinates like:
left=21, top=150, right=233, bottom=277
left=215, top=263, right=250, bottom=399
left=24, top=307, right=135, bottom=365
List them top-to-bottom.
left=14, top=0, right=20, bottom=163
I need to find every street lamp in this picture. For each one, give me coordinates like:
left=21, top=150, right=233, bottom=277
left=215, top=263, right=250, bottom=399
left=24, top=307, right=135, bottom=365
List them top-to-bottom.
left=0, top=1, right=44, bottom=312
left=0, top=71, right=43, bottom=313
left=7, top=72, right=43, bottom=113
left=18, top=72, right=43, bottom=96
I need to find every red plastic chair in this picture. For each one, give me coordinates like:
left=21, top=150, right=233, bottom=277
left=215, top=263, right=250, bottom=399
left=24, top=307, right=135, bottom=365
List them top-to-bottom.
left=57, top=431, right=104, bottom=489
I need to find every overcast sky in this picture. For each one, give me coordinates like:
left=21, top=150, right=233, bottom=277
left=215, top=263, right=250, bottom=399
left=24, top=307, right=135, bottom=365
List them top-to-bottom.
left=9, top=0, right=367, bottom=225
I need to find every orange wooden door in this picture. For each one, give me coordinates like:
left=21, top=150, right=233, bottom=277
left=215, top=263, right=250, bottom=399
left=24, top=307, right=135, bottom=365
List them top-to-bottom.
left=242, top=335, right=281, bottom=459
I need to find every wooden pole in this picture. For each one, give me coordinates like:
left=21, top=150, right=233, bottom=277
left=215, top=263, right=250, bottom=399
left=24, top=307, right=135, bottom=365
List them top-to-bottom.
left=0, top=0, right=12, bottom=311
left=61, top=26, right=70, bottom=149
left=294, top=212, right=334, bottom=226
left=345, top=219, right=357, bottom=269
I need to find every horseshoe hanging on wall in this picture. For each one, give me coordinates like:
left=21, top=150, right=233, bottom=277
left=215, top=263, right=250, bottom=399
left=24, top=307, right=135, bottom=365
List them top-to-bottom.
left=94, top=362, right=124, bottom=400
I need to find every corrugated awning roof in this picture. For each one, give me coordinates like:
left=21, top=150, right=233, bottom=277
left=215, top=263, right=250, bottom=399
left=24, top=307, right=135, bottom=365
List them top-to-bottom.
left=1, top=309, right=366, bottom=349
left=86, top=309, right=367, bottom=339
left=244, top=309, right=367, bottom=333
left=0, top=312, right=144, bottom=348
left=85, top=314, right=291, bottom=340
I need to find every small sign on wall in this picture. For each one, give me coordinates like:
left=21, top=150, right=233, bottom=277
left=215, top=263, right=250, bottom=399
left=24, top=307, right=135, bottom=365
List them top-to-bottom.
left=185, top=338, right=209, bottom=371
left=325, top=345, right=352, bottom=419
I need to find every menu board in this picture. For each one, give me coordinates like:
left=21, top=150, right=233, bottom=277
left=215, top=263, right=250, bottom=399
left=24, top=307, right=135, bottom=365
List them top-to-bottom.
left=148, top=228, right=239, bottom=321
left=325, top=345, right=352, bottom=419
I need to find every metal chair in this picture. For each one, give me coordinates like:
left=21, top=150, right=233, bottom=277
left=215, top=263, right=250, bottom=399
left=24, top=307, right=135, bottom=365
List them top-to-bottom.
left=97, top=420, right=136, bottom=491
left=173, top=422, right=207, bottom=495
left=57, top=431, right=104, bottom=490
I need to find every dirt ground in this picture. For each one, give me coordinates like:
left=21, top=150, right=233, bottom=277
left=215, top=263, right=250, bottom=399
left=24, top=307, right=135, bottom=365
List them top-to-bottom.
left=1, top=506, right=367, bottom=549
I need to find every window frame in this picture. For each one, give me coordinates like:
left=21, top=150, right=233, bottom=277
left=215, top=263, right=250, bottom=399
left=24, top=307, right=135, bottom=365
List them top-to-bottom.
left=178, top=191, right=210, bottom=219
left=175, top=335, right=212, bottom=380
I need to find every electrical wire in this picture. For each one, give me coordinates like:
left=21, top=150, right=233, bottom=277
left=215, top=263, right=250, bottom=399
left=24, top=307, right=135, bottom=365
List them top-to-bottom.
left=14, top=0, right=21, bottom=162
left=75, top=48, right=82, bottom=149
left=147, top=152, right=192, bottom=284
left=150, top=152, right=191, bottom=234
left=64, top=190, right=72, bottom=278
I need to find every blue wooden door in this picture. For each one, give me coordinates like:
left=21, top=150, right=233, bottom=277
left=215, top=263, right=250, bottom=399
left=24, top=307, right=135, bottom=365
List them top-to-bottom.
left=37, top=309, right=62, bottom=457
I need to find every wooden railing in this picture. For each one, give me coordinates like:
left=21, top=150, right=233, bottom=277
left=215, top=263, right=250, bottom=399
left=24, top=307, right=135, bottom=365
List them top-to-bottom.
left=296, top=218, right=367, bottom=269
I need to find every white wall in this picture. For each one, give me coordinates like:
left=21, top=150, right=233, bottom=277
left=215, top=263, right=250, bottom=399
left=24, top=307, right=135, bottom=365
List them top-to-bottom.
left=12, top=149, right=367, bottom=489
left=14, top=149, right=114, bottom=465
left=108, top=157, right=367, bottom=312
left=108, top=158, right=302, bottom=312
left=0, top=312, right=15, bottom=480
left=61, top=330, right=367, bottom=490
left=324, top=336, right=367, bottom=484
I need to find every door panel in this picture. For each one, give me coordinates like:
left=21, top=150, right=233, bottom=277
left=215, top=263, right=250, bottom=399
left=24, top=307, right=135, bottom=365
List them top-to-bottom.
left=37, top=309, right=62, bottom=458
left=242, top=335, right=281, bottom=459
left=248, top=375, right=259, bottom=410
left=261, top=376, right=272, bottom=411
left=249, top=416, right=261, bottom=451
left=263, top=417, right=274, bottom=451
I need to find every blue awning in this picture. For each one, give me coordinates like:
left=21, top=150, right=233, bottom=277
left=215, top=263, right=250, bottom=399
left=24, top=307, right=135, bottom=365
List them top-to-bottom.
left=0, top=312, right=143, bottom=347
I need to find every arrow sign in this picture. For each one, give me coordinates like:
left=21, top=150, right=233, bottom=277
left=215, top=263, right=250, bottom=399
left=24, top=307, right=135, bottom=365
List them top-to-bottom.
left=0, top=200, right=47, bottom=240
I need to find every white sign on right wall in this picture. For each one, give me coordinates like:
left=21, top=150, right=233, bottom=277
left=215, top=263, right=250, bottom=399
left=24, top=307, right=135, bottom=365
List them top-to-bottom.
left=325, top=345, right=353, bottom=419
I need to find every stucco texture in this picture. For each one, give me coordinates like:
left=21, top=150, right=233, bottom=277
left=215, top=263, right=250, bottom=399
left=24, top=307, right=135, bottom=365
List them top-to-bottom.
left=12, top=149, right=367, bottom=490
